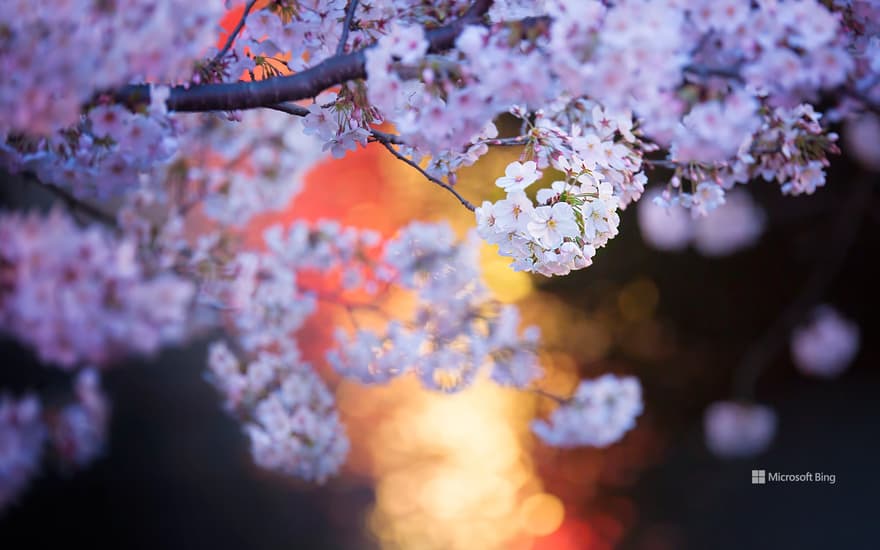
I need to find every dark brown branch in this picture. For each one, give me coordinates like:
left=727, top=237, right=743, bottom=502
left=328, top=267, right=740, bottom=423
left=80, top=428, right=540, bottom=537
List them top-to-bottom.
left=110, top=0, right=493, bottom=113
left=213, top=0, right=258, bottom=64
left=336, top=0, right=359, bottom=56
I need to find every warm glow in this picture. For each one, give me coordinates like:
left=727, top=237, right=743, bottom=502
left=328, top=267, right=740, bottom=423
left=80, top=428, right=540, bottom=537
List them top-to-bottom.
left=250, top=135, right=636, bottom=549
left=519, top=493, right=565, bottom=536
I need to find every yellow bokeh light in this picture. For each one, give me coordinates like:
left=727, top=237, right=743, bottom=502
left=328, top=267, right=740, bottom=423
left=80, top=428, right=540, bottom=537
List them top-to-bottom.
left=480, top=244, right=534, bottom=303
left=353, top=376, right=543, bottom=550
left=518, top=492, right=565, bottom=537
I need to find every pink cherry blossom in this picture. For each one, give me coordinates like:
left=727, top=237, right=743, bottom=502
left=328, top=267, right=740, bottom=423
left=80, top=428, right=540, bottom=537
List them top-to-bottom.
left=791, top=306, right=860, bottom=379
left=704, top=401, right=777, bottom=459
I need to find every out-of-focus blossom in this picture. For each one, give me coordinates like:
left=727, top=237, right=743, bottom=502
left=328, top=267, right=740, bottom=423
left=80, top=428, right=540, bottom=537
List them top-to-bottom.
left=0, top=0, right=221, bottom=136
left=0, top=0, right=874, bottom=503
left=844, top=114, right=880, bottom=172
left=639, top=189, right=765, bottom=256
left=693, top=189, right=766, bottom=256
left=637, top=190, right=693, bottom=252
left=0, top=209, right=194, bottom=369
left=333, top=223, right=543, bottom=393
left=791, top=306, right=860, bottom=379
left=207, top=344, right=348, bottom=483
left=49, top=369, right=110, bottom=468
left=532, top=374, right=643, bottom=448
left=0, top=394, right=45, bottom=511
left=704, top=401, right=777, bottom=458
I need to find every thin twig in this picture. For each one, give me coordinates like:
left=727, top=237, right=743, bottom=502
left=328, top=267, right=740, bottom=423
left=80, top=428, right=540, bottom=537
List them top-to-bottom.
left=213, top=0, right=258, bottom=64
left=336, top=0, right=359, bottom=56
left=266, top=102, right=469, bottom=208
left=267, top=102, right=403, bottom=144
left=367, top=128, right=405, bottom=145
left=478, top=136, right=530, bottom=147
left=373, top=137, right=476, bottom=211
left=643, top=158, right=682, bottom=169
left=732, top=177, right=874, bottom=399
left=531, top=387, right=567, bottom=404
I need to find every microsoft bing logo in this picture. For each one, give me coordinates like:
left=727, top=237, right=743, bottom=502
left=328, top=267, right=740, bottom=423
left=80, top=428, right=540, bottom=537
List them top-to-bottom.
left=752, top=469, right=766, bottom=484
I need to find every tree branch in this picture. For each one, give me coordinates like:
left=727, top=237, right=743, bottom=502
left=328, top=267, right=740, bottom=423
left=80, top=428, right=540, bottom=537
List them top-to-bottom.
left=110, top=0, right=493, bottom=113
left=213, top=0, right=258, bottom=64
left=336, top=0, right=359, bottom=56
left=265, top=102, right=309, bottom=117
left=266, top=102, right=471, bottom=209
left=372, top=134, right=476, bottom=212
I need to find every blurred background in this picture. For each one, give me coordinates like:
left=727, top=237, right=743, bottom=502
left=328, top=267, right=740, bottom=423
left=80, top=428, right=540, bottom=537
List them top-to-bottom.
left=1, top=121, right=878, bottom=550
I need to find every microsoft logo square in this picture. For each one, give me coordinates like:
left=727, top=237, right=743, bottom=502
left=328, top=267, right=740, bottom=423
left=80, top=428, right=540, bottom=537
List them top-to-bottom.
left=752, top=470, right=766, bottom=484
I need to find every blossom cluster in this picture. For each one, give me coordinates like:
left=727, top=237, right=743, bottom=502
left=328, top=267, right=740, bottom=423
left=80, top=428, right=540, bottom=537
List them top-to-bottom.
left=0, top=0, right=221, bottom=136
left=1, top=0, right=876, bottom=503
left=357, top=0, right=867, bottom=232
left=4, top=93, right=178, bottom=200
left=300, top=95, right=373, bottom=160
left=652, top=103, right=840, bottom=223
left=171, top=109, right=327, bottom=225
left=476, top=161, right=621, bottom=276
left=638, top=188, right=766, bottom=257
left=0, top=209, right=194, bottom=369
left=191, top=219, right=383, bottom=356
left=195, top=221, right=378, bottom=481
left=329, top=222, right=542, bottom=392
left=791, top=306, right=860, bottom=379
left=207, top=343, right=348, bottom=483
left=1, top=369, right=109, bottom=513
left=49, top=369, right=110, bottom=469
left=531, top=374, right=643, bottom=448
left=0, top=394, right=44, bottom=510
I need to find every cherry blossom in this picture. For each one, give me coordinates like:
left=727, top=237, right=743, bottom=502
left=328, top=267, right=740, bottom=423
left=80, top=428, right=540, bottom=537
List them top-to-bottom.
left=0, top=0, right=876, bottom=505
left=0, top=0, right=221, bottom=136
left=495, top=161, right=542, bottom=192
left=638, top=188, right=766, bottom=257
left=637, top=190, right=693, bottom=252
left=0, top=209, right=194, bottom=369
left=791, top=306, right=860, bottom=379
left=207, top=343, right=348, bottom=483
left=49, top=370, right=110, bottom=469
left=532, top=374, right=643, bottom=448
left=0, top=394, right=45, bottom=510
left=704, top=401, right=777, bottom=459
